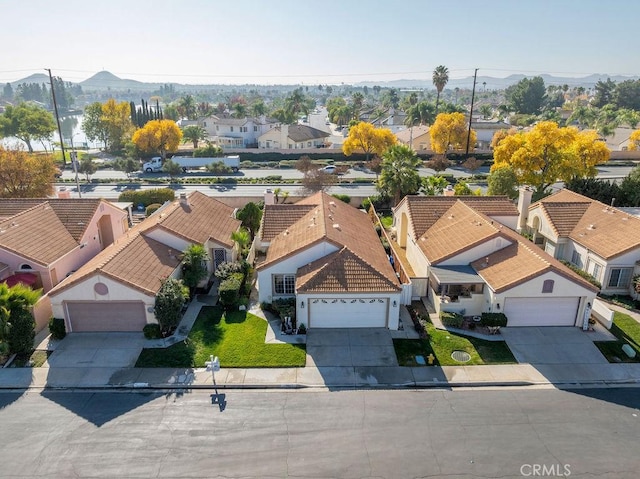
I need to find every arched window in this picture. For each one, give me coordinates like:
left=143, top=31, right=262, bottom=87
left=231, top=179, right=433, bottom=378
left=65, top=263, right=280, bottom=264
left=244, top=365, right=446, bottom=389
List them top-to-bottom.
left=19, top=264, right=33, bottom=270
left=542, top=279, right=554, bottom=293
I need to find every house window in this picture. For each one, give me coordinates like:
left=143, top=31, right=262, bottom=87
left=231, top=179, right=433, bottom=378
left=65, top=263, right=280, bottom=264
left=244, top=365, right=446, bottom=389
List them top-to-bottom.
left=203, top=122, right=207, bottom=127
left=216, top=125, right=219, bottom=131
left=230, top=126, right=234, bottom=132
left=254, top=126, right=258, bottom=132
left=307, top=141, right=312, bottom=147
left=571, top=250, right=583, bottom=268
left=592, top=263, right=601, bottom=280
left=607, top=268, right=632, bottom=288
left=273, top=274, right=295, bottom=295
left=542, top=279, right=554, bottom=293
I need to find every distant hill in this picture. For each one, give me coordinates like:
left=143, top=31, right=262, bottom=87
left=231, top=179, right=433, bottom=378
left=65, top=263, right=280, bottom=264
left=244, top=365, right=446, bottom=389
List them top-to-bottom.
left=79, top=70, right=161, bottom=91
left=9, top=73, right=51, bottom=86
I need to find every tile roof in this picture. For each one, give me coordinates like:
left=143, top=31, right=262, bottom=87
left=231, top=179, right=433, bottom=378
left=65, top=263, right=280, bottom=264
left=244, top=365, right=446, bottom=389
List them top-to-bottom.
left=286, top=125, right=330, bottom=142
left=533, top=189, right=640, bottom=259
left=49, top=191, right=238, bottom=296
left=152, top=191, right=241, bottom=248
left=259, top=192, right=399, bottom=289
left=397, top=195, right=518, bottom=239
left=0, top=198, right=105, bottom=241
left=419, top=201, right=503, bottom=264
left=0, top=204, right=79, bottom=266
left=260, top=204, right=316, bottom=242
left=296, top=247, right=401, bottom=293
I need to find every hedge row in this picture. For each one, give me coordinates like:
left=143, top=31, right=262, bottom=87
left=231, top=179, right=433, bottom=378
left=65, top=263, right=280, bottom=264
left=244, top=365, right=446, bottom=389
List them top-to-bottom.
left=118, top=188, right=175, bottom=207
left=440, top=311, right=464, bottom=328
left=480, top=312, right=508, bottom=327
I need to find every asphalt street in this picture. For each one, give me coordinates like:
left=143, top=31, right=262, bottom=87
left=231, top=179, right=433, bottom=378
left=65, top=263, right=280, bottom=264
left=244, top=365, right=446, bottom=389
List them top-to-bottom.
left=0, top=388, right=638, bottom=478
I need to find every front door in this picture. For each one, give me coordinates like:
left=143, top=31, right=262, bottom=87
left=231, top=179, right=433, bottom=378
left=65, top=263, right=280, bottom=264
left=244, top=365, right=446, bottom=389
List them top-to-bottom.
left=213, top=248, right=227, bottom=270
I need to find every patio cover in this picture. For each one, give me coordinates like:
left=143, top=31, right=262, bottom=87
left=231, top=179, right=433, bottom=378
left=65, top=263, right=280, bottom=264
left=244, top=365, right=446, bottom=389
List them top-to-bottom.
left=430, top=265, right=482, bottom=284
left=2, top=272, right=38, bottom=288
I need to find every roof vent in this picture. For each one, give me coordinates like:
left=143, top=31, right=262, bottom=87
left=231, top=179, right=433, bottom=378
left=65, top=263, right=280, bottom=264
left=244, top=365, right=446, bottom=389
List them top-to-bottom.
left=329, top=201, right=336, bottom=207
left=332, top=223, right=340, bottom=230
left=587, top=224, right=596, bottom=230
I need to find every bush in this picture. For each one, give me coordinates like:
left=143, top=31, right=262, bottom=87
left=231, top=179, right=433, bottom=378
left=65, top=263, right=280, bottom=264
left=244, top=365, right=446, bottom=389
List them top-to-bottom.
left=205, top=161, right=232, bottom=175
left=118, top=188, right=175, bottom=207
left=331, top=194, right=351, bottom=204
left=146, top=203, right=162, bottom=216
left=560, top=260, right=602, bottom=288
left=215, top=261, right=248, bottom=281
left=218, top=273, right=243, bottom=309
left=154, top=278, right=189, bottom=335
left=272, top=297, right=296, bottom=320
left=8, top=309, right=35, bottom=355
left=440, top=311, right=464, bottom=328
left=480, top=312, right=508, bottom=327
left=48, top=317, right=66, bottom=340
left=143, top=323, right=162, bottom=339
left=297, top=323, right=306, bottom=334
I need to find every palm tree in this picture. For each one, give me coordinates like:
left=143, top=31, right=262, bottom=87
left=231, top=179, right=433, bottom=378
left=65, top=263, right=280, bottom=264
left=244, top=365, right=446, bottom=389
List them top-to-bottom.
left=432, top=65, right=449, bottom=115
left=351, top=92, right=364, bottom=120
left=177, top=95, right=197, bottom=120
left=250, top=100, right=267, bottom=117
left=232, top=103, right=247, bottom=119
left=182, top=125, right=207, bottom=149
left=377, top=144, right=422, bottom=206
left=231, top=228, right=251, bottom=258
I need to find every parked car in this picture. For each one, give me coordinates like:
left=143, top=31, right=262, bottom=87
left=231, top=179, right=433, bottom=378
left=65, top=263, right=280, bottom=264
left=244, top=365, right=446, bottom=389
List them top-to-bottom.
left=319, top=165, right=337, bottom=174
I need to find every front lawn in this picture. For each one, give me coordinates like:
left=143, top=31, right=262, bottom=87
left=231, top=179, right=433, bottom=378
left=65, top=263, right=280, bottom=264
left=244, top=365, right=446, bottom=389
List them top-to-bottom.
left=136, top=306, right=306, bottom=368
left=594, top=311, right=640, bottom=363
left=394, top=322, right=516, bottom=367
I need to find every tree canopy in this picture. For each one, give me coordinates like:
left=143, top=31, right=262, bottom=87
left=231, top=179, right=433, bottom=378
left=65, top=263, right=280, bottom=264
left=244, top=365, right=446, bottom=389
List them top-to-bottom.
left=432, top=65, right=449, bottom=115
left=505, top=76, right=546, bottom=115
left=101, top=99, right=135, bottom=152
left=0, top=103, right=56, bottom=152
left=429, top=112, right=476, bottom=154
left=132, top=119, right=182, bottom=159
left=492, top=121, right=610, bottom=196
left=342, top=122, right=396, bottom=161
left=182, top=125, right=207, bottom=149
left=377, top=144, right=422, bottom=206
left=0, top=147, right=56, bottom=198
left=236, top=202, right=262, bottom=240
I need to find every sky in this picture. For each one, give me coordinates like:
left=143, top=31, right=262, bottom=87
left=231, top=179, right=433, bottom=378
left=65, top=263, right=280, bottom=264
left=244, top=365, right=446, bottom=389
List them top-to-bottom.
left=1, top=0, right=639, bottom=87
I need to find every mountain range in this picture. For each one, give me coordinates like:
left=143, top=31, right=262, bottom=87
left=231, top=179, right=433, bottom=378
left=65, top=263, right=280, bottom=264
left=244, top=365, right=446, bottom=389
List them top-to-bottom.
left=8, top=70, right=640, bottom=92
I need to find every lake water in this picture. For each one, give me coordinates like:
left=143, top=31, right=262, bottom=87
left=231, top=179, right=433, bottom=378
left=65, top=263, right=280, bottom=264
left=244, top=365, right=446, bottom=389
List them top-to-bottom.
left=1, top=114, right=100, bottom=152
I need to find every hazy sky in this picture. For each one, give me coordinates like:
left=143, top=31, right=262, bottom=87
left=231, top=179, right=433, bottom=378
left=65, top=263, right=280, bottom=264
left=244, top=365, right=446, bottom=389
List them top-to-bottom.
left=1, top=0, right=638, bottom=86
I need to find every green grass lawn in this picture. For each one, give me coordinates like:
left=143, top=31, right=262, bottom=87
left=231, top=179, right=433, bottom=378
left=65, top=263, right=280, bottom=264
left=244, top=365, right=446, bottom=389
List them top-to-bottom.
left=136, top=306, right=306, bottom=368
left=594, top=311, right=640, bottom=363
left=394, top=322, right=516, bottom=367
left=8, top=350, right=51, bottom=368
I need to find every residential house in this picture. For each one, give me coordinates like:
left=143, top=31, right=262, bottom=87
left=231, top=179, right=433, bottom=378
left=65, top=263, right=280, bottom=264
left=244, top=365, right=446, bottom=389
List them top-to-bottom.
left=200, top=114, right=279, bottom=148
left=471, top=120, right=511, bottom=149
left=258, top=124, right=330, bottom=149
left=395, top=125, right=431, bottom=151
left=525, top=188, right=640, bottom=297
left=48, top=192, right=241, bottom=332
left=255, top=192, right=403, bottom=329
left=392, top=194, right=599, bottom=327
left=0, top=198, right=129, bottom=293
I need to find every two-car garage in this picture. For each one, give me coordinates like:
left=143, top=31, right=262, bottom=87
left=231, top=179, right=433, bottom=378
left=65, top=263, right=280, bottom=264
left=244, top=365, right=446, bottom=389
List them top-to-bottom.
left=306, top=297, right=390, bottom=328
left=503, top=297, right=580, bottom=327
left=65, top=301, right=148, bottom=332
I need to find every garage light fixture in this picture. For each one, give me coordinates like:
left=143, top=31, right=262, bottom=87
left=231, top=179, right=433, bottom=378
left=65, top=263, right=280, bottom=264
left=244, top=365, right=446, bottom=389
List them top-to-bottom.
left=392, top=300, right=397, bottom=307
left=300, top=301, right=304, bottom=308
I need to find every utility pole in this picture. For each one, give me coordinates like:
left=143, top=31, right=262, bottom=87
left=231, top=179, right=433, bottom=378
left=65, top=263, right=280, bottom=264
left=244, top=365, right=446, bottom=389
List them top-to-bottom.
left=46, top=68, right=66, bottom=167
left=466, top=68, right=479, bottom=156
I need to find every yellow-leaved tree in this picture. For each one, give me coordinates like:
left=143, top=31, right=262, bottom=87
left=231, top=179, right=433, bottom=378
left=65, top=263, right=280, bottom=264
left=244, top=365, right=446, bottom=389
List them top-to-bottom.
left=101, top=99, right=135, bottom=152
left=429, top=112, right=476, bottom=154
left=132, top=119, right=183, bottom=160
left=492, top=121, right=610, bottom=196
left=342, top=122, right=396, bottom=161
left=628, top=129, right=640, bottom=150
left=0, top=147, right=56, bottom=198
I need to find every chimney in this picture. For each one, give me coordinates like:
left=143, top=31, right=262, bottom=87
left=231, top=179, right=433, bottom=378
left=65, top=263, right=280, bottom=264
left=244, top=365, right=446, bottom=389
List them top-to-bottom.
left=443, top=185, right=455, bottom=197
left=517, top=186, right=533, bottom=232
left=57, top=187, right=71, bottom=199
left=264, top=189, right=275, bottom=206
left=179, top=193, right=188, bottom=206
left=611, top=197, right=616, bottom=207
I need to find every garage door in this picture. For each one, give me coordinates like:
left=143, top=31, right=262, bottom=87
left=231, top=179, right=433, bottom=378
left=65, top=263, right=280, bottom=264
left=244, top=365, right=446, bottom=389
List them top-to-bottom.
left=504, top=297, right=579, bottom=327
left=308, top=298, right=388, bottom=328
left=66, top=301, right=147, bottom=332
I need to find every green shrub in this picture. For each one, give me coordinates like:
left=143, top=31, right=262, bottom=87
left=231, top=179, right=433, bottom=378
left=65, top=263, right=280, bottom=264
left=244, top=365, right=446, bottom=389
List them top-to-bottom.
left=205, top=161, right=232, bottom=175
left=118, top=188, right=175, bottom=207
left=331, top=194, right=351, bottom=204
left=146, top=203, right=162, bottom=216
left=560, top=260, right=602, bottom=288
left=215, top=261, right=247, bottom=281
left=218, top=274, right=243, bottom=309
left=272, top=297, right=296, bottom=320
left=8, top=309, right=35, bottom=355
left=440, top=311, right=464, bottom=328
left=481, top=312, right=508, bottom=327
left=48, top=317, right=66, bottom=340
left=143, top=323, right=162, bottom=339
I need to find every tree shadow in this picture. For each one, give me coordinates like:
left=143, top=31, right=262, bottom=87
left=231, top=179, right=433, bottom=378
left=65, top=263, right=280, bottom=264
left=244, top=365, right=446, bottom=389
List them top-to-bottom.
left=563, top=387, right=640, bottom=410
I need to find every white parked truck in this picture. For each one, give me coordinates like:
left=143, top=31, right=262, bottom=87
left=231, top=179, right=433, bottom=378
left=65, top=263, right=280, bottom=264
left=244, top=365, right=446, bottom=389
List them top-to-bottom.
left=142, top=155, right=240, bottom=173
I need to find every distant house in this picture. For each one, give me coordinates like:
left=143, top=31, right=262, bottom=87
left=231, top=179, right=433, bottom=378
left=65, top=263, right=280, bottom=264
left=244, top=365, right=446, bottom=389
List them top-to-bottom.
left=200, top=114, right=279, bottom=148
left=471, top=120, right=511, bottom=149
left=258, top=124, right=330, bottom=149
left=395, top=125, right=431, bottom=151
left=525, top=188, right=640, bottom=298
left=255, top=191, right=403, bottom=329
left=48, top=192, right=241, bottom=332
left=392, top=194, right=599, bottom=327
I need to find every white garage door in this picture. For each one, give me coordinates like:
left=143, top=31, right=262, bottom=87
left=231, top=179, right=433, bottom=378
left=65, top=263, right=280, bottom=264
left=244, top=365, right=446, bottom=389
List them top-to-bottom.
left=504, top=297, right=579, bottom=327
left=308, top=298, right=388, bottom=328
left=66, top=301, right=147, bottom=332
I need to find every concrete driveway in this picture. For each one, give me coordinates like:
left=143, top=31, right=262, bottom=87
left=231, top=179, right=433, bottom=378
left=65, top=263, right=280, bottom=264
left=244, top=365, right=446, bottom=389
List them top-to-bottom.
left=501, top=327, right=608, bottom=365
left=305, top=328, right=398, bottom=367
left=45, top=333, right=146, bottom=368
